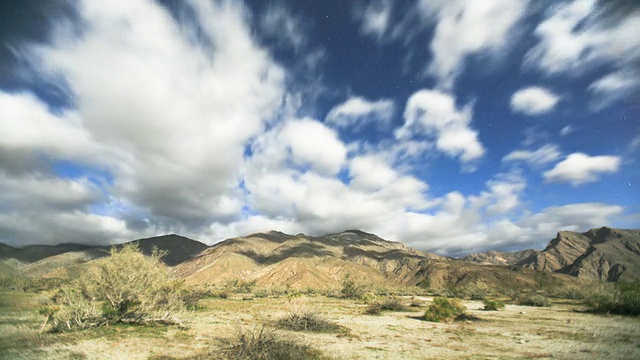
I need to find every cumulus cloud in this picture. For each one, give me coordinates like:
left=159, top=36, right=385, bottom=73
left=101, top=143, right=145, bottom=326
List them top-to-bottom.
left=0, top=0, right=286, bottom=244
left=355, top=0, right=392, bottom=40
left=417, top=0, right=528, bottom=88
left=526, top=0, right=640, bottom=76
left=510, top=87, right=560, bottom=115
left=397, top=89, right=484, bottom=163
left=325, top=96, right=394, bottom=130
left=279, top=118, right=347, bottom=176
left=502, top=144, right=561, bottom=166
left=544, top=153, right=621, bottom=185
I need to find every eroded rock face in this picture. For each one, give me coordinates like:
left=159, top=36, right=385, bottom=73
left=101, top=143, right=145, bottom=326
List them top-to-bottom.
left=517, top=227, right=640, bottom=281
left=460, top=249, right=538, bottom=266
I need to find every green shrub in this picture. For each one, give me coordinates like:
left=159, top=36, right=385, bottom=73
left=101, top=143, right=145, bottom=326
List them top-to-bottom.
left=47, top=244, right=187, bottom=332
left=340, top=276, right=364, bottom=300
left=584, top=280, right=640, bottom=315
left=518, top=294, right=551, bottom=307
left=423, top=297, right=466, bottom=323
left=483, top=299, right=505, bottom=311
left=223, top=324, right=324, bottom=360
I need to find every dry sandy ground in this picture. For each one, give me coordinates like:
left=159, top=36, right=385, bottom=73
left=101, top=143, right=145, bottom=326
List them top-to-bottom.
left=1, top=292, right=639, bottom=359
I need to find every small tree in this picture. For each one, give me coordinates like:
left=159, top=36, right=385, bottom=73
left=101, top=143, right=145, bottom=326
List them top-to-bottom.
left=48, top=244, right=187, bottom=331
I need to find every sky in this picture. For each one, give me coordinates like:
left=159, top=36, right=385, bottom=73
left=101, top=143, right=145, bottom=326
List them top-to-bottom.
left=0, top=0, right=638, bottom=256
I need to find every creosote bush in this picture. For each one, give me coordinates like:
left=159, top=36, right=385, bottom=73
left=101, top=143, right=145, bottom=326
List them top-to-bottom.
left=47, top=244, right=188, bottom=332
left=517, top=294, right=551, bottom=307
left=423, top=297, right=466, bottom=323
left=483, top=299, right=505, bottom=311
left=223, top=324, right=324, bottom=360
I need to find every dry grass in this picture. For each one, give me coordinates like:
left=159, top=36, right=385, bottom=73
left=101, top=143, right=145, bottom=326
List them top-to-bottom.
left=2, top=291, right=640, bottom=359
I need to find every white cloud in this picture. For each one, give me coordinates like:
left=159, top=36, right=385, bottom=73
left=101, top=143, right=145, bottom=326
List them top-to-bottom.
left=1, top=0, right=286, bottom=244
left=356, top=0, right=392, bottom=40
left=417, top=0, right=528, bottom=88
left=526, top=0, right=640, bottom=75
left=260, top=4, right=305, bottom=51
left=588, top=70, right=640, bottom=110
left=510, top=87, right=560, bottom=115
left=397, top=89, right=484, bottom=163
left=325, top=96, right=394, bottom=130
left=279, top=118, right=348, bottom=176
left=559, top=125, right=574, bottom=136
left=502, top=144, right=561, bottom=166
left=544, top=153, right=621, bottom=185
left=484, top=203, right=623, bottom=251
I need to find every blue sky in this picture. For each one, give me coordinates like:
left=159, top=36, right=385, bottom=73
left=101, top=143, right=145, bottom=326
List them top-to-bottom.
left=0, top=0, right=638, bottom=256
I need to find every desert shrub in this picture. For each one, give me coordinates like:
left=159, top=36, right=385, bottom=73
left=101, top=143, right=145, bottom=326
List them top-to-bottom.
left=47, top=244, right=187, bottom=332
left=340, top=276, right=364, bottom=300
left=225, top=279, right=256, bottom=294
left=584, top=280, right=640, bottom=315
left=518, top=294, right=551, bottom=307
left=423, top=297, right=466, bottom=323
left=277, top=298, right=344, bottom=333
left=483, top=299, right=505, bottom=311
left=364, top=302, right=384, bottom=315
left=276, top=310, right=343, bottom=333
left=223, top=324, right=324, bottom=360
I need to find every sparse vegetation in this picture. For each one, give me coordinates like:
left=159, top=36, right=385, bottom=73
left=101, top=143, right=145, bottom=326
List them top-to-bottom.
left=46, top=244, right=189, bottom=332
left=583, top=279, right=640, bottom=315
left=518, top=294, right=551, bottom=307
left=423, top=297, right=466, bottom=323
left=483, top=299, right=505, bottom=311
left=276, top=310, right=344, bottom=333
left=222, top=324, right=325, bottom=360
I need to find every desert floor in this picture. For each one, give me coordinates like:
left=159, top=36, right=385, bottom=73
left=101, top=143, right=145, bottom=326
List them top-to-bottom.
left=1, top=291, right=639, bottom=359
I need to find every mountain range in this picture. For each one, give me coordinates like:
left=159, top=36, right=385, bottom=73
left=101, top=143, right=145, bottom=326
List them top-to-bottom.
left=1, top=227, right=638, bottom=291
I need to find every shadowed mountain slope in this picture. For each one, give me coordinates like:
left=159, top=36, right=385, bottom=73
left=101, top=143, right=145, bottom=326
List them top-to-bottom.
left=517, top=227, right=640, bottom=281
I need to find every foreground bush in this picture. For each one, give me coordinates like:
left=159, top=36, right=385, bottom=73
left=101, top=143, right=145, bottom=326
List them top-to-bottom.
left=47, top=244, right=188, bottom=331
left=584, top=279, right=640, bottom=315
left=518, top=294, right=551, bottom=307
left=423, top=297, right=466, bottom=323
left=483, top=299, right=506, bottom=311
left=223, top=324, right=324, bottom=360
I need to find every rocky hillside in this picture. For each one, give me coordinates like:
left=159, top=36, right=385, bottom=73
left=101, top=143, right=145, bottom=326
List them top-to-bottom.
left=517, top=227, right=640, bottom=281
left=173, top=230, right=576, bottom=291
left=460, top=249, right=538, bottom=266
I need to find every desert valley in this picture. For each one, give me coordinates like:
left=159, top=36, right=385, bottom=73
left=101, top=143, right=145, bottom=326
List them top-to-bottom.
left=1, top=227, right=639, bottom=359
